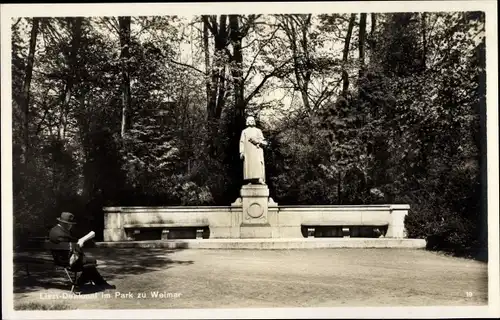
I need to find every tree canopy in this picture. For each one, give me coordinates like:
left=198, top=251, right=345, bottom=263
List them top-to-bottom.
left=11, top=12, right=486, bottom=258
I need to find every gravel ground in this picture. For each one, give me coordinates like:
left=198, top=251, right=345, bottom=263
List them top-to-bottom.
left=13, top=248, right=488, bottom=309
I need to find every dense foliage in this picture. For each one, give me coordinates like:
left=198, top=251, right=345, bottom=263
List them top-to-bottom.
left=11, top=13, right=486, bottom=258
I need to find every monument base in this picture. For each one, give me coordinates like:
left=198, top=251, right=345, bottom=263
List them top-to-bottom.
left=234, top=184, right=279, bottom=238
left=240, top=184, right=270, bottom=225
left=103, top=204, right=411, bottom=241
left=240, top=223, right=273, bottom=238
left=97, top=238, right=427, bottom=249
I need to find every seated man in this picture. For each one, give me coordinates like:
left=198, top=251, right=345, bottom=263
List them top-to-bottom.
left=49, top=212, right=115, bottom=289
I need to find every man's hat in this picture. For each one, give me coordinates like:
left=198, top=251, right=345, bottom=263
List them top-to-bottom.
left=57, top=212, right=77, bottom=225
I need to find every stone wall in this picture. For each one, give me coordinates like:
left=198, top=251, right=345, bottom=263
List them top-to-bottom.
left=103, top=204, right=410, bottom=241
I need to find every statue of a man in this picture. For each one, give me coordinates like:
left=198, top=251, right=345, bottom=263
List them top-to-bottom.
left=239, top=116, right=267, bottom=184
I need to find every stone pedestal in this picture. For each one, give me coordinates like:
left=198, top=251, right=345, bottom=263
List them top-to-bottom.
left=237, top=184, right=275, bottom=238
left=241, top=184, right=269, bottom=224
left=386, top=205, right=410, bottom=238
left=103, top=207, right=127, bottom=241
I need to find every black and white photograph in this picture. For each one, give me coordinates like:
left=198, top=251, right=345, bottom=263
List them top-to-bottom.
left=1, top=1, right=499, bottom=319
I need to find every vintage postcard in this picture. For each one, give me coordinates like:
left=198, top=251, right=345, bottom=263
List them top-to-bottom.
left=1, top=1, right=498, bottom=319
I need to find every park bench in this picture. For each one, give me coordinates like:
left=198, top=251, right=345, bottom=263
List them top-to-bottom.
left=301, top=221, right=388, bottom=238
left=123, top=223, right=209, bottom=240
left=15, top=237, right=82, bottom=293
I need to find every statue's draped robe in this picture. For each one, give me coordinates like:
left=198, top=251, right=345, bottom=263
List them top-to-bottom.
left=239, top=127, right=266, bottom=182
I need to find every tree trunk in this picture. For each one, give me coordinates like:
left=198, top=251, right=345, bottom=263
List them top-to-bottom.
left=421, top=12, right=427, bottom=71
left=358, top=13, right=367, bottom=77
left=370, top=13, right=377, bottom=51
left=341, top=14, right=356, bottom=98
left=203, top=15, right=230, bottom=157
left=204, top=15, right=228, bottom=122
left=214, top=15, right=228, bottom=120
left=227, top=15, right=246, bottom=188
left=229, top=15, right=245, bottom=128
left=281, top=15, right=312, bottom=110
left=301, top=15, right=313, bottom=109
left=119, top=16, right=131, bottom=139
left=203, top=16, right=217, bottom=121
left=21, top=17, right=40, bottom=165
left=59, top=17, right=83, bottom=141
left=203, top=19, right=211, bottom=108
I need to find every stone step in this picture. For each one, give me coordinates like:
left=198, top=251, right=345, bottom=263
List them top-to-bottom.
left=95, top=238, right=426, bottom=250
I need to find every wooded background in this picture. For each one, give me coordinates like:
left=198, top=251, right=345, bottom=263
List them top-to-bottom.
left=11, top=12, right=486, bottom=257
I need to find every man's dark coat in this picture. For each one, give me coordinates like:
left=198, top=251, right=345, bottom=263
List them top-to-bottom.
left=49, top=224, right=86, bottom=270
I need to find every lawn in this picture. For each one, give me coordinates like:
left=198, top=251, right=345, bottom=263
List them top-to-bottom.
left=13, top=248, right=488, bottom=309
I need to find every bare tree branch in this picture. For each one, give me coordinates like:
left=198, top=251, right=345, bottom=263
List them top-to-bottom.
left=240, top=14, right=261, bottom=37
left=202, top=15, right=218, bottom=36
left=12, top=17, right=22, bottom=29
left=101, top=17, right=120, bottom=35
left=111, top=17, right=121, bottom=33
left=41, top=19, right=63, bottom=43
left=243, top=26, right=280, bottom=83
left=241, top=37, right=258, bottom=50
left=169, top=59, right=207, bottom=75
left=244, top=59, right=291, bottom=106
left=34, top=96, right=51, bottom=136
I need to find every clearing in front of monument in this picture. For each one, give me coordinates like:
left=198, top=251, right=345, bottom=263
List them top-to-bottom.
left=13, top=248, right=487, bottom=309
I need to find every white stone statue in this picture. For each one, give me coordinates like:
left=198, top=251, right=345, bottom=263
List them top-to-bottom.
left=239, top=116, right=267, bottom=184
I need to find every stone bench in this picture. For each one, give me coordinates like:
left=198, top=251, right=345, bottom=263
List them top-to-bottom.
left=301, top=221, right=388, bottom=238
left=123, top=223, right=209, bottom=240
